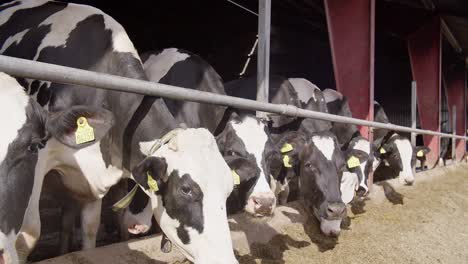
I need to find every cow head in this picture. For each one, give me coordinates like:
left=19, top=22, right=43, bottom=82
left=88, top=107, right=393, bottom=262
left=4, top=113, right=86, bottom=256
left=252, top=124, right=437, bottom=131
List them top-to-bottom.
left=0, top=73, right=114, bottom=263
left=216, top=114, right=279, bottom=217
left=135, top=128, right=237, bottom=264
left=276, top=131, right=346, bottom=236
left=375, top=133, right=415, bottom=185
left=345, top=136, right=373, bottom=196
left=414, top=146, right=431, bottom=161
left=340, top=149, right=370, bottom=204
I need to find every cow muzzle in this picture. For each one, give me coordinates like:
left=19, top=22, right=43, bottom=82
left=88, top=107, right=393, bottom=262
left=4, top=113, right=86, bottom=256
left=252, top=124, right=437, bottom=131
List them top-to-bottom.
left=399, top=174, right=414, bottom=185
left=246, top=192, right=276, bottom=217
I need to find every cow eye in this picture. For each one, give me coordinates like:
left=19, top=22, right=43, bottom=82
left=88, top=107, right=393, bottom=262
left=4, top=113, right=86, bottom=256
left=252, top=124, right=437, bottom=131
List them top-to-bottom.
left=28, top=141, right=45, bottom=153
left=305, top=162, right=317, bottom=172
left=181, top=185, right=192, bottom=196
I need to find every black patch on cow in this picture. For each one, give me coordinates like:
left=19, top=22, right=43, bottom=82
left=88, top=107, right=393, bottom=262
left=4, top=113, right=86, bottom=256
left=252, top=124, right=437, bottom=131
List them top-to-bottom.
left=0, top=1, right=66, bottom=47
left=0, top=1, right=19, bottom=12
left=2, top=24, right=52, bottom=61
left=142, top=49, right=227, bottom=133
left=29, top=80, right=40, bottom=95
left=36, top=82, right=51, bottom=106
left=0, top=100, right=46, bottom=234
left=224, top=156, right=261, bottom=214
left=162, top=171, right=204, bottom=244
left=128, top=182, right=150, bottom=214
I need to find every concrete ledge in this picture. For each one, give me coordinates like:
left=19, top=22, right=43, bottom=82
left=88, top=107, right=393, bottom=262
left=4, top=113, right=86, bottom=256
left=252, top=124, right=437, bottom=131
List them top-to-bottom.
left=35, top=163, right=468, bottom=264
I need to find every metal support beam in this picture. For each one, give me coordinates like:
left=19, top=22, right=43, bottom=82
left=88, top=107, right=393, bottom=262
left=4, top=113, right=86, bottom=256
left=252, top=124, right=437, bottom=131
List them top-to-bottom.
left=256, top=0, right=271, bottom=118
left=324, top=0, right=375, bottom=139
left=408, top=17, right=442, bottom=168
left=0, top=55, right=467, bottom=140
left=446, top=64, right=467, bottom=161
left=411, top=81, right=417, bottom=146
left=452, top=105, right=457, bottom=159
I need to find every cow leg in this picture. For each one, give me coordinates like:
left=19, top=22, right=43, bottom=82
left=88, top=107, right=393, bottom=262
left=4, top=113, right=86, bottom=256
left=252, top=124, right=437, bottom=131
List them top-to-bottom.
left=421, top=160, right=426, bottom=171
left=278, top=184, right=290, bottom=205
left=80, top=200, right=102, bottom=250
left=59, top=203, right=79, bottom=254
left=15, top=212, right=41, bottom=264
left=160, top=233, right=172, bottom=253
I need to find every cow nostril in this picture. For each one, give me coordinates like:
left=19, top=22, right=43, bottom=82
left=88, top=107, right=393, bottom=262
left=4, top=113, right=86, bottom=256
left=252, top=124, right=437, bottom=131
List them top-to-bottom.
left=327, top=203, right=345, bottom=216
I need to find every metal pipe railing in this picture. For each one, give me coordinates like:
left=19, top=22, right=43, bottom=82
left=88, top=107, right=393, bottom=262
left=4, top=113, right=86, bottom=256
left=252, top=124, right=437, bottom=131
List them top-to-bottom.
left=0, top=55, right=467, bottom=140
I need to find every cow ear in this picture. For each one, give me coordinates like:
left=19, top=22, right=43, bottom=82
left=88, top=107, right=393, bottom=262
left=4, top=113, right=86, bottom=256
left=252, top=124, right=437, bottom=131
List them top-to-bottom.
left=45, top=106, right=114, bottom=149
left=280, top=132, right=306, bottom=168
left=414, top=146, right=430, bottom=155
left=344, top=149, right=369, bottom=170
left=346, top=149, right=369, bottom=163
left=224, top=155, right=259, bottom=183
left=132, top=157, right=167, bottom=192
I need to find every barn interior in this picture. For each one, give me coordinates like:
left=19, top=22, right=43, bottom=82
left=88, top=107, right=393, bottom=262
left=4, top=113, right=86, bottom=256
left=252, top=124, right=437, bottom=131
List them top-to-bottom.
left=7, top=0, right=466, bottom=261
left=59, top=0, right=468, bottom=128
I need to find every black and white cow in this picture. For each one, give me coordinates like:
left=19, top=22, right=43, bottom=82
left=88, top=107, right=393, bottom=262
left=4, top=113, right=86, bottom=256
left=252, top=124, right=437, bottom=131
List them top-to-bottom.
left=0, top=2, right=237, bottom=263
left=140, top=48, right=278, bottom=217
left=122, top=49, right=280, bottom=243
left=0, top=73, right=114, bottom=264
left=224, top=75, right=357, bottom=236
left=322, top=88, right=373, bottom=200
left=373, top=102, right=419, bottom=185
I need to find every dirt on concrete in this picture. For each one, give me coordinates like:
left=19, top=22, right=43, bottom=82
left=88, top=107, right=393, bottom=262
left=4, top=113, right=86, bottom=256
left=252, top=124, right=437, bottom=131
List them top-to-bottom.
left=36, top=165, right=468, bottom=264
left=234, top=165, right=468, bottom=264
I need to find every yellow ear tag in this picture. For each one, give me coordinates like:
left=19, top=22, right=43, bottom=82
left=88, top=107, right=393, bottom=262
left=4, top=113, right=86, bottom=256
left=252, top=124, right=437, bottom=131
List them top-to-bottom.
left=75, top=117, right=95, bottom=144
left=281, top=143, right=294, bottom=153
left=379, top=147, right=386, bottom=154
left=417, top=150, right=424, bottom=157
left=283, top=155, right=292, bottom=168
left=347, top=156, right=360, bottom=169
left=232, top=170, right=240, bottom=185
left=147, top=171, right=159, bottom=192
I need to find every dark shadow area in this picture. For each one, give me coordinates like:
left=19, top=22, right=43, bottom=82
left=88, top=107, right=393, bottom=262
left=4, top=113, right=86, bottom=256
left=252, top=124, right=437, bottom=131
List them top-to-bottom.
left=373, top=163, right=399, bottom=182
left=377, top=182, right=404, bottom=205
left=350, top=196, right=369, bottom=215
left=229, top=207, right=310, bottom=263
left=302, top=217, right=338, bottom=252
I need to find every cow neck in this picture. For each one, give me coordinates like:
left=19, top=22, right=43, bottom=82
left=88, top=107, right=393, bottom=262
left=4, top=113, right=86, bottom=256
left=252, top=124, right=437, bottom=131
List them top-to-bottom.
left=114, top=92, right=178, bottom=172
left=341, top=130, right=363, bottom=150
left=375, top=131, right=396, bottom=149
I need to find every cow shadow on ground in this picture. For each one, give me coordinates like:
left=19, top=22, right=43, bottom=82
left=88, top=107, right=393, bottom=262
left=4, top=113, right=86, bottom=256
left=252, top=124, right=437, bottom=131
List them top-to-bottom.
left=373, top=164, right=404, bottom=205
left=377, top=181, right=404, bottom=205
left=349, top=196, right=369, bottom=215
left=229, top=209, right=310, bottom=263
left=282, top=211, right=338, bottom=253
left=302, top=217, right=338, bottom=252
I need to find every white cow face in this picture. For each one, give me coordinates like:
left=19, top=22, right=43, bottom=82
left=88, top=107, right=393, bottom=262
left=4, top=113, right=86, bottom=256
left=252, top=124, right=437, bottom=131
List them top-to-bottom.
left=216, top=115, right=278, bottom=217
left=136, top=129, right=237, bottom=264
left=377, top=134, right=415, bottom=185
left=343, top=137, right=373, bottom=199
left=340, top=148, right=370, bottom=204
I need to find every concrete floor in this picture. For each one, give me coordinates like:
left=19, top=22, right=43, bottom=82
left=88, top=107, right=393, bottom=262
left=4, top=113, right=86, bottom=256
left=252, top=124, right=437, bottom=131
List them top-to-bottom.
left=36, top=164, right=468, bottom=264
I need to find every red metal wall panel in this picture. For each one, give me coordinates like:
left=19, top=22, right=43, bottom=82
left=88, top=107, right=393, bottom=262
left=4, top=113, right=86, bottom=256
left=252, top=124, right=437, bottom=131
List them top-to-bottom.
left=324, top=0, right=375, bottom=139
left=408, top=18, right=441, bottom=167
left=446, top=66, right=466, bottom=161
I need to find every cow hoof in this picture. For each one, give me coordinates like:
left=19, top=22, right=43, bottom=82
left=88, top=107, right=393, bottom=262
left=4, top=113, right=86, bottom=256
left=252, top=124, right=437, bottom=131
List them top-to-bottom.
left=161, top=235, right=172, bottom=253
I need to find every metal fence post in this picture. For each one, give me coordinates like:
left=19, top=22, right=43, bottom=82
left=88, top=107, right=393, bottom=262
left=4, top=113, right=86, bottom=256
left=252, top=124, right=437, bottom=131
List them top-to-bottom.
left=256, top=0, right=271, bottom=118
left=411, top=81, right=417, bottom=146
left=452, top=105, right=457, bottom=161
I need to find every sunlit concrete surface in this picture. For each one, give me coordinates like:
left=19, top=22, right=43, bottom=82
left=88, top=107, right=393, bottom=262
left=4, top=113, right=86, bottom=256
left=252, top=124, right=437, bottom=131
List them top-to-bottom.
left=36, top=164, right=468, bottom=264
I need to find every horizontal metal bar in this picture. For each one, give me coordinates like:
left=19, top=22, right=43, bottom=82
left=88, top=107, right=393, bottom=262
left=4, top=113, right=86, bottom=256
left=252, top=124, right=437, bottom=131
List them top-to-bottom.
left=226, top=0, right=258, bottom=16
left=0, top=55, right=467, bottom=140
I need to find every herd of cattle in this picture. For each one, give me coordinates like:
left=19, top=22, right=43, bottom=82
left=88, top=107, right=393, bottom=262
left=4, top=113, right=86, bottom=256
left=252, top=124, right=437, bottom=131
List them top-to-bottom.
left=0, top=1, right=440, bottom=264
